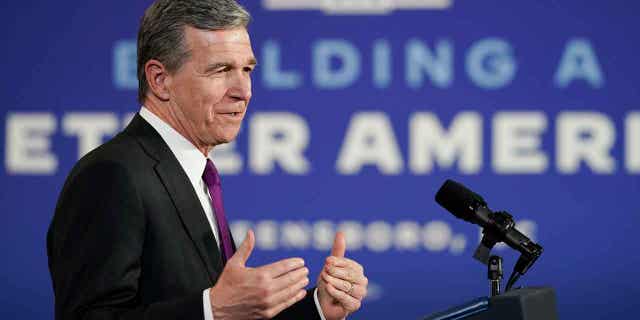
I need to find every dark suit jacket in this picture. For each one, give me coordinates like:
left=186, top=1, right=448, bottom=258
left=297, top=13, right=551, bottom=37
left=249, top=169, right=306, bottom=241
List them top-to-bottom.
left=47, top=114, right=321, bottom=320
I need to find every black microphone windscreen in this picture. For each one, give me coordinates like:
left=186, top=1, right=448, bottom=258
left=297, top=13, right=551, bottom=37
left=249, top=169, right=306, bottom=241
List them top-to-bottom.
left=435, top=179, right=486, bottom=221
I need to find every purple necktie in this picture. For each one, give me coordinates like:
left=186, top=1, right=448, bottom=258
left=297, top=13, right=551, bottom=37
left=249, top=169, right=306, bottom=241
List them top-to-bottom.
left=202, top=159, right=235, bottom=264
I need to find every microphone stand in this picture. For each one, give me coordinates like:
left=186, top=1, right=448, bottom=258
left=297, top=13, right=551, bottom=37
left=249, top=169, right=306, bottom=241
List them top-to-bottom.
left=473, top=211, right=542, bottom=292
left=488, top=255, right=503, bottom=296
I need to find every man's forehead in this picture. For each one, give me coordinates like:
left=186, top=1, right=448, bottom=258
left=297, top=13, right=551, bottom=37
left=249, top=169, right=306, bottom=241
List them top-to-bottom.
left=185, top=26, right=251, bottom=48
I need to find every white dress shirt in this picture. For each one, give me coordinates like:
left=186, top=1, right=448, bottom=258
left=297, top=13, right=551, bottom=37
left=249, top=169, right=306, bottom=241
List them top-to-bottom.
left=139, top=107, right=328, bottom=320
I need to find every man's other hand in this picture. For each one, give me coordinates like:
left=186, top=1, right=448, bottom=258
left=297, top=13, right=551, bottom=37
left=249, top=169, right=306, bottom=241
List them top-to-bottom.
left=210, top=230, right=309, bottom=319
left=317, top=232, right=368, bottom=320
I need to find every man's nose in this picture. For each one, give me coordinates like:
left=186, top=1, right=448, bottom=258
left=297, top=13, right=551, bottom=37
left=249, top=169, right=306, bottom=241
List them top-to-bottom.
left=229, top=71, right=252, bottom=102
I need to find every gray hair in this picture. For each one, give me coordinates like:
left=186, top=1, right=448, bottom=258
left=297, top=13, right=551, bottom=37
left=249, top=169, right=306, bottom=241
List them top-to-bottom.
left=137, top=0, right=251, bottom=103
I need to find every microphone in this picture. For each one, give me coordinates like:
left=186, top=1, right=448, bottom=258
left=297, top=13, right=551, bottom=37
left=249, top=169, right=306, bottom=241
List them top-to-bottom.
left=435, top=179, right=543, bottom=279
left=435, top=179, right=489, bottom=225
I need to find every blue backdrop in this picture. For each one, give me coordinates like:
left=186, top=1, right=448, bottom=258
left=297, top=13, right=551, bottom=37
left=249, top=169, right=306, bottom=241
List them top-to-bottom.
left=2, top=0, right=639, bottom=319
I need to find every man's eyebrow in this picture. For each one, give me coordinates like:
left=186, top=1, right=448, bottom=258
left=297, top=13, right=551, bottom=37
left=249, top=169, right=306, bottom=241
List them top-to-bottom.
left=204, top=58, right=258, bottom=72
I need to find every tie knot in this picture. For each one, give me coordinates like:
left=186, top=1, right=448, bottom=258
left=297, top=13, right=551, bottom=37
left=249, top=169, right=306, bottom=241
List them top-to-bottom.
left=203, top=159, right=220, bottom=187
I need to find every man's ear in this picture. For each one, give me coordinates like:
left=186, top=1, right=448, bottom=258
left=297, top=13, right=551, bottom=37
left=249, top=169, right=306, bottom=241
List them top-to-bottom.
left=145, top=59, right=171, bottom=101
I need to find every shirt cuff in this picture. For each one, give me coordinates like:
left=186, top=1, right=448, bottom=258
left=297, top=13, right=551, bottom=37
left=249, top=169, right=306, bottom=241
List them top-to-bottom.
left=207, top=287, right=329, bottom=320
left=203, top=288, right=214, bottom=320
left=314, top=288, right=328, bottom=320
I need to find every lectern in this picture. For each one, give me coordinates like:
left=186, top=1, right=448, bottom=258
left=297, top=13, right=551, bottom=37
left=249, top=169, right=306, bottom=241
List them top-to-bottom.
left=423, top=287, right=558, bottom=320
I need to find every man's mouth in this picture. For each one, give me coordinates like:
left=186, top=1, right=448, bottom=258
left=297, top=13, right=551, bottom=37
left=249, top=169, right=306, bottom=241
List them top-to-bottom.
left=221, top=111, right=242, bottom=118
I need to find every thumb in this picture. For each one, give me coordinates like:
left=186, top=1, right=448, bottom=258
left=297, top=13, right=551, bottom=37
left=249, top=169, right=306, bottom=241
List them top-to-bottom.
left=228, top=229, right=255, bottom=266
left=330, top=231, right=346, bottom=257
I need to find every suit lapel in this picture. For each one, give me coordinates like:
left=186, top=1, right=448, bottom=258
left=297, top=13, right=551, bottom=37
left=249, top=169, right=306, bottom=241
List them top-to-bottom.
left=125, top=114, right=224, bottom=280
left=154, top=162, right=224, bottom=277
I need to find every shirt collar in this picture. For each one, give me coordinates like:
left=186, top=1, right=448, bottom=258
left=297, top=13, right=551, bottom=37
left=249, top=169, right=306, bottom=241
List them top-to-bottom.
left=139, top=106, right=209, bottom=187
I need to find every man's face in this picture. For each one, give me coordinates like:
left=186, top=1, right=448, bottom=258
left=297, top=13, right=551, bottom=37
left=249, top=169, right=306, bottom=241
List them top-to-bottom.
left=166, top=26, right=255, bottom=148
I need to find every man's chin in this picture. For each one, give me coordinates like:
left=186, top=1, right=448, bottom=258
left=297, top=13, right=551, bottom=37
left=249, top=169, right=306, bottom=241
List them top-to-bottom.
left=213, top=133, right=240, bottom=146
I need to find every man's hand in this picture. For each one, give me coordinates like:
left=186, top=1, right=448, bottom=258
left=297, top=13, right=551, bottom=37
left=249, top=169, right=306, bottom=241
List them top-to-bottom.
left=210, top=230, right=310, bottom=319
left=317, top=232, right=368, bottom=320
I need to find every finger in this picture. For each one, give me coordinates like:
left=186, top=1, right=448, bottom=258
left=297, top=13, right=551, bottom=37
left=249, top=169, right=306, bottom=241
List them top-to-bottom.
left=227, top=229, right=254, bottom=266
left=330, top=231, right=346, bottom=257
left=326, top=256, right=364, bottom=274
left=258, top=257, right=305, bottom=278
left=325, top=265, right=367, bottom=285
left=271, top=266, right=309, bottom=293
left=267, top=272, right=310, bottom=306
left=321, top=272, right=367, bottom=300
left=324, top=282, right=362, bottom=312
left=263, top=288, right=307, bottom=319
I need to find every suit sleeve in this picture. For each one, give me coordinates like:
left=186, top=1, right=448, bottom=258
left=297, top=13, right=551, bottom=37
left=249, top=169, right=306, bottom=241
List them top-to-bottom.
left=47, top=160, right=203, bottom=320
left=273, top=288, right=322, bottom=320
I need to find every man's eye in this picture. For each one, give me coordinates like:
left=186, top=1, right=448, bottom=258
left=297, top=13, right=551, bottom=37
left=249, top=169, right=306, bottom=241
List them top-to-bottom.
left=210, top=66, right=231, bottom=74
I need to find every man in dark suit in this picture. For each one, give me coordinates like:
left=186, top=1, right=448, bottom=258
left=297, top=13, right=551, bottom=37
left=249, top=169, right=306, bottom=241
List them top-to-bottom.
left=47, top=0, right=368, bottom=319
